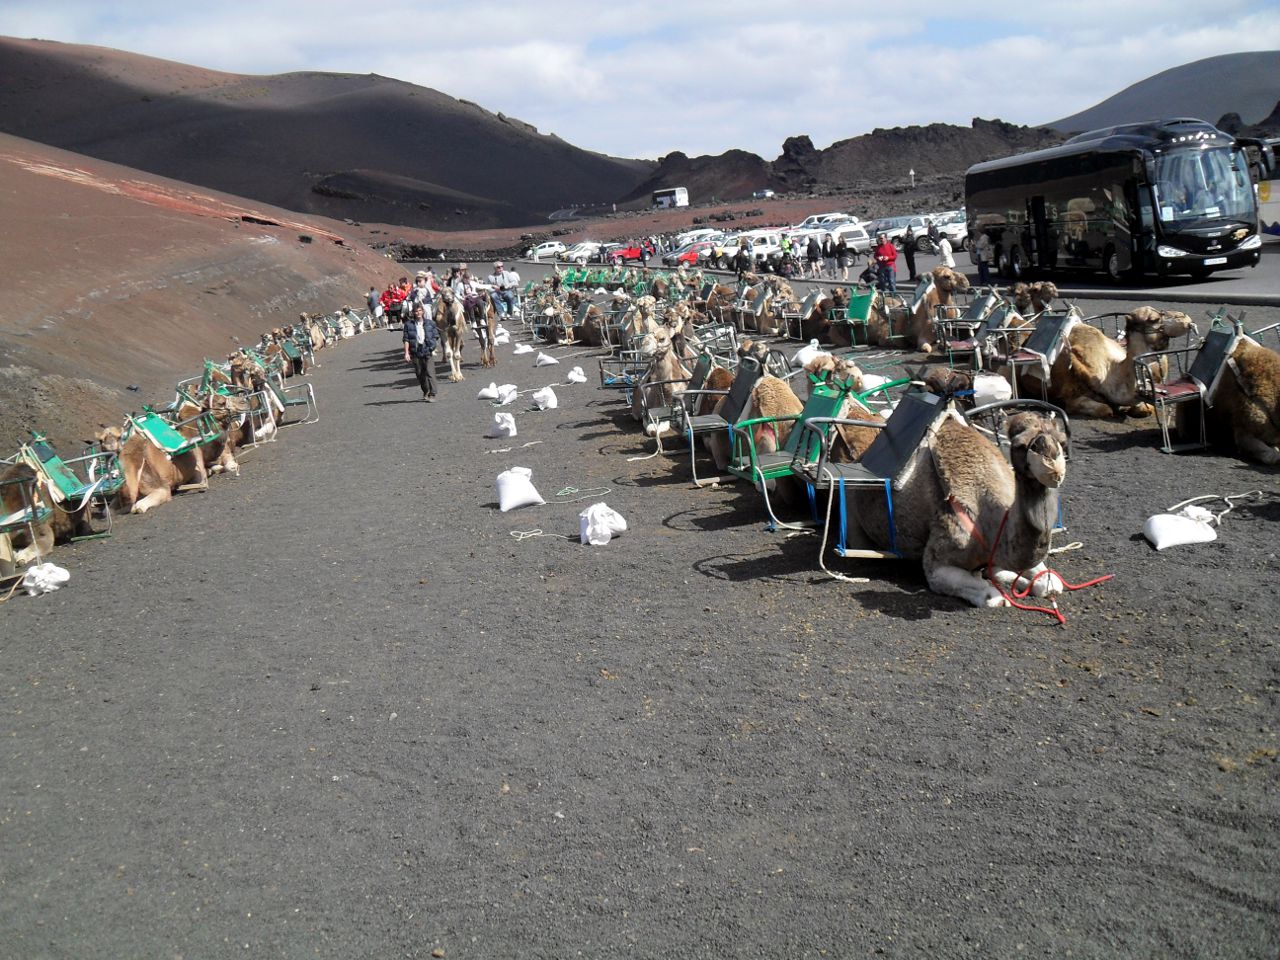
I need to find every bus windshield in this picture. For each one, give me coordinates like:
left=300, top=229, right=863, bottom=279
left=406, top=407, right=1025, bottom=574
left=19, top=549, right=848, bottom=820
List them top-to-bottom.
left=1151, top=146, right=1254, bottom=227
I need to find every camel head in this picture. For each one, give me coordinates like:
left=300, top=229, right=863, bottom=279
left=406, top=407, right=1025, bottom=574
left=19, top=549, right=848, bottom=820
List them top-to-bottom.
left=932, top=266, right=970, bottom=297
left=1029, top=281, right=1058, bottom=311
left=1011, top=283, right=1033, bottom=313
left=829, top=286, right=850, bottom=309
left=1125, top=306, right=1195, bottom=351
left=637, top=324, right=673, bottom=359
left=737, top=339, right=770, bottom=364
left=804, top=354, right=864, bottom=391
left=921, top=366, right=974, bottom=405
left=1008, top=413, right=1068, bottom=490
left=95, top=425, right=124, bottom=455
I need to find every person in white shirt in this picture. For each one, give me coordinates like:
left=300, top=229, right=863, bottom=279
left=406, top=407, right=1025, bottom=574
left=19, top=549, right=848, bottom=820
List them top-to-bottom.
left=938, top=235, right=955, bottom=269
left=487, top=261, right=520, bottom=318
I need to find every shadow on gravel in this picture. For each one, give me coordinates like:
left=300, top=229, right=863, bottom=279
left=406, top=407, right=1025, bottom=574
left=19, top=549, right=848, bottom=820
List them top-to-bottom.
left=365, top=398, right=429, bottom=407
left=664, top=503, right=760, bottom=533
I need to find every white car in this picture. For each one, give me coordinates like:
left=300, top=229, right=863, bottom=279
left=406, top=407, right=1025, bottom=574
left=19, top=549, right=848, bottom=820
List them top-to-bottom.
left=792, top=212, right=858, bottom=230
left=826, top=222, right=872, bottom=254
left=674, top=228, right=722, bottom=248
left=528, top=241, right=567, bottom=261
left=558, top=241, right=601, bottom=264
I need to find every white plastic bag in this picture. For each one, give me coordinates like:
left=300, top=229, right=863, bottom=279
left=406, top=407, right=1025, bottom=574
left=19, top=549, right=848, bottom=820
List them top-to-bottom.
left=494, top=327, right=511, bottom=345
left=792, top=339, right=825, bottom=368
left=513, top=343, right=534, bottom=355
left=535, top=352, right=560, bottom=367
left=566, top=366, right=587, bottom=383
left=860, top=373, right=891, bottom=391
left=973, top=373, right=1013, bottom=406
left=476, top=382, right=500, bottom=400
left=495, top=384, right=518, bottom=406
left=531, top=386, right=559, bottom=410
left=486, top=412, right=517, bottom=438
left=495, top=467, right=544, bottom=512
left=579, top=502, right=628, bottom=545
left=1144, top=505, right=1217, bottom=551
left=21, top=562, right=70, bottom=596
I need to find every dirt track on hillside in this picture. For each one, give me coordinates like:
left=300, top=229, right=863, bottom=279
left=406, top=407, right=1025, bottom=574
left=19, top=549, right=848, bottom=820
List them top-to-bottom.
left=1, top=300, right=1277, bottom=958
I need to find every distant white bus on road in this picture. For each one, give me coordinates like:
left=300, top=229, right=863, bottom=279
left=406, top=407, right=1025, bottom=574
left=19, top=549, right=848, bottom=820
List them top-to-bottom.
left=652, top=187, right=689, bottom=209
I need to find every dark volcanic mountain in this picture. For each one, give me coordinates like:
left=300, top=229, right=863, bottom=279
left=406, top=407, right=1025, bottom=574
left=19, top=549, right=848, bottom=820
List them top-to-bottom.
left=0, top=37, right=654, bottom=229
left=1048, top=51, right=1280, bottom=134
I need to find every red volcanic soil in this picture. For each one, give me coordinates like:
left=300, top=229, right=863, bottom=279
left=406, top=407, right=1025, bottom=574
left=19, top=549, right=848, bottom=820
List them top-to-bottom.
left=0, top=132, right=395, bottom=455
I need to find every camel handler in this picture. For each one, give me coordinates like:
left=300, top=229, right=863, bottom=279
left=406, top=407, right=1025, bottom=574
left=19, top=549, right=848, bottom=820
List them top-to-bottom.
left=403, top=302, right=440, bottom=402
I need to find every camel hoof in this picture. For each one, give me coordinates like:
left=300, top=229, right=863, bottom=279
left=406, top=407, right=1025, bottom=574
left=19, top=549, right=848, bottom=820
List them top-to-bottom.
left=1127, top=403, right=1154, bottom=418
left=132, top=504, right=149, bottom=515
left=981, top=585, right=1010, bottom=607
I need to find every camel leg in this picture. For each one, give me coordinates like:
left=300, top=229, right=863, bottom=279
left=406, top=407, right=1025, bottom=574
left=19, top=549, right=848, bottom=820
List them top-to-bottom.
left=1067, top=396, right=1119, bottom=418
left=1236, top=434, right=1280, bottom=465
left=132, top=487, right=173, bottom=514
left=925, top=563, right=1009, bottom=608
left=993, top=563, right=1064, bottom=598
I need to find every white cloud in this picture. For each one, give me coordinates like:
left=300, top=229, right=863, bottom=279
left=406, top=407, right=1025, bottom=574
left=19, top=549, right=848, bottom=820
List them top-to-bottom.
left=0, top=1, right=1276, bottom=158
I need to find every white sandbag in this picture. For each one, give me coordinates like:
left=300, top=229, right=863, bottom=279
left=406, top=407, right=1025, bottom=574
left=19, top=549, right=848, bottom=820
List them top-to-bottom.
left=494, top=328, right=511, bottom=345
left=792, top=339, right=825, bottom=368
left=513, top=343, right=534, bottom=355
left=535, top=352, right=560, bottom=367
left=566, top=366, right=587, bottom=383
left=860, top=373, right=891, bottom=391
left=973, top=373, right=1013, bottom=406
left=476, top=382, right=500, bottom=400
left=495, top=384, right=519, bottom=406
left=531, top=386, right=559, bottom=410
left=486, top=412, right=517, bottom=438
left=495, top=467, right=544, bottom=513
left=579, top=502, right=628, bottom=545
left=1144, top=506, right=1217, bottom=551
left=21, top=562, right=70, bottom=596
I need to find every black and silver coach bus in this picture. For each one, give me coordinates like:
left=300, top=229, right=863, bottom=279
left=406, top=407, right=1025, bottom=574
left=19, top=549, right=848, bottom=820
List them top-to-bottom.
left=965, top=118, right=1264, bottom=281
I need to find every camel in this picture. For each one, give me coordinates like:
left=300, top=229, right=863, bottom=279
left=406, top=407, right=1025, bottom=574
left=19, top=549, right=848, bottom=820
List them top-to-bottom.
left=910, top=266, right=972, bottom=353
left=1011, top=281, right=1059, bottom=318
left=703, top=283, right=737, bottom=325
left=801, top=287, right=851, bottom=344
left=434, top=289, right=468, bottom=381
left=864, top=290, right=914, bottom=349
left=475, top=298, right=498, bottom=367
left=1031, top=306, right=1194, bottom=418
left=630, top=326, right=692, bottom=423
left=1201, top=336, right=1280, bottom=463
left=843, top=408, right=1069, bottom=607
left=96, top=423, right=209, bottom=516
left=0, top=460, right=102, bottom=564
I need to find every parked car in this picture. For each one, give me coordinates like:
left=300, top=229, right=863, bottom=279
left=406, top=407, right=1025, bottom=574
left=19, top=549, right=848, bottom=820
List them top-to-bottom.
left=752, top=189, right=776, bottom=199
left=792, top=212, right=857, bottom=230
left=826, top=222, right=873, bottom=254
left=673, top=228, right=723, bottom=249
left=662, top=239, right=719, bottom=268
left=528, top=241, right=567, bottom=261
left=559, top=241, right=602, bottom=264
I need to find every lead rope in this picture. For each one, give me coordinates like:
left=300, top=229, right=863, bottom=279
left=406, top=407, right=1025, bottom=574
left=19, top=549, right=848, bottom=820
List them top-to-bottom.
left=984, top=510, right=1114, bottom=626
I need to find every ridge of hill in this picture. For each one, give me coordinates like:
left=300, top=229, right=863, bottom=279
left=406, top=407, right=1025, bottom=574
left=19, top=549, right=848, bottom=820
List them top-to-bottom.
left=0, top=37, right=654, bottom=230
left=1048, top=51, right=1280, bottom=134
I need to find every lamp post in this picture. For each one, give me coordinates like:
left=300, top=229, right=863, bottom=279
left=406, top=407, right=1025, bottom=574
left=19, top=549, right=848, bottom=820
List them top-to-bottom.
left=909, top=168, right=916, bottom=188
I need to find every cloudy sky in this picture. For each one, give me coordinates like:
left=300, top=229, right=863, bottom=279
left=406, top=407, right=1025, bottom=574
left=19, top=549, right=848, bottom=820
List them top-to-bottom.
left=2, top=1, right=1277, bottom=159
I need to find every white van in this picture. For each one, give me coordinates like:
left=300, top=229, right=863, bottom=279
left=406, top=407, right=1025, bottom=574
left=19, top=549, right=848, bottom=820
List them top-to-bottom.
left=528, top=241, right=566, bottom=261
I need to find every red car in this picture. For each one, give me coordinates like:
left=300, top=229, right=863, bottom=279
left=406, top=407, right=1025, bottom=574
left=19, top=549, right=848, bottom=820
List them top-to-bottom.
left=663, top=239, right=717, bottom=267
left=613, top=241, right=655, bottom=263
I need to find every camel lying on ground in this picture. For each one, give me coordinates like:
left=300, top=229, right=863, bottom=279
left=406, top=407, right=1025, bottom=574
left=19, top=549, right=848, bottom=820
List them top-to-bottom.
left=910, top=267, right=971, bottom=353
left=1033, top=306, right=1194, bottom=418
left=1201, top=336, right=1280, bottom=463
left=846, top=409, right=1069, bottom=607
left=97, top=424, right=209, bottom=515
left=0, top=461, right=94, bottom=564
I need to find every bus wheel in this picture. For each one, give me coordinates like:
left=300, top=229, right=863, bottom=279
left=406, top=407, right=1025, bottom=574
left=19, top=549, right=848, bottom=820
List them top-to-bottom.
left=1105, top=246, right=1123, bottom=282
left=1010, top=247, right=1026, bottom=281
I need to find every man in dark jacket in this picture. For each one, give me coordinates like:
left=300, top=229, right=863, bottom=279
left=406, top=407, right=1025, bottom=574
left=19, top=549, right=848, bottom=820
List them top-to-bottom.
left=902, top=226, right=918, bottom=282
left=402, top=302, right=440, bottom=402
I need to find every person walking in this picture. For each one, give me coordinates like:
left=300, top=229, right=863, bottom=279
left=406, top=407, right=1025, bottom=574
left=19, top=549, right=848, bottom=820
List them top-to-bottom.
left=927, top=219, right=941, bottom=249
left=902, top=226, right=918, bottom=282
left=974, top=232, right=992, bottom=286
left=873, top=233, right=898, bottom=295
left=806, top=234, right=822, bottom=279
left=938, top=234, right=955, bottom=269
left=822, top=235, right=836, bottom=278
left=835, top=237, right=850, bottom=282
left=733, top=242, right=752, bottom=282
left=367, top=285, right=380, bottom=321
left=403, top=302, right=440, bottom=402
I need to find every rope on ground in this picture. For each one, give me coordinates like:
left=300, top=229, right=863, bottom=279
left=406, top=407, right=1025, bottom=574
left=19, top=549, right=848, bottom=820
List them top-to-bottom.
left=485, top=440, right=543, bottom=455
left=815, top=467, right=869, bottom=585
left=553, top=485, right=612, bottom=504
left=1166, top=489, right=1264, bottom=523
left=509, top=528, right=576, bottom=542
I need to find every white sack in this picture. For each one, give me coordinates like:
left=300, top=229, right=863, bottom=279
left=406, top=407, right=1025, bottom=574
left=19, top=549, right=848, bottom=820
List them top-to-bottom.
left=494, top=328, right=511, bottom=345
left=792, top=340, right=825, bottom=368
left=513, top=343, right=535, bottom=355
left=535, top=352, right=560, bottom=367
left=566, top=366, right=587, bottom=384
left=860, top=373, right=891, bottom=391
left=973, top=373, right=1013, bottom=407
left=477, top=382, right=500, bottom=400
left=495, top=384, right=519, bottom=406
left=532, top=386, right=559, bottom=410
left=486, top=413, right=518, bottom=438
left=495, top=467, right=544, bottom=513
left=579, top=502, right=628, bottom=546
left=1144, top=505, right=1217, bottom=551
left=21, top=562, right=70, bottom=596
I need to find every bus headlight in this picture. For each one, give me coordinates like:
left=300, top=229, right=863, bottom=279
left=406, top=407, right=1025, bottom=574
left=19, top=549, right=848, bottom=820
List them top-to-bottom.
left=1239, top=234, right=1262, bottom=250
left=1157, top=245, right=1189, bottom=257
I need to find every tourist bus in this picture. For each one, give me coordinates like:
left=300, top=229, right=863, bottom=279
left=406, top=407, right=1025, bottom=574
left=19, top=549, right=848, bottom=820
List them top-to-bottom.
left=965, top=118, right=1264, bottom=281
left=1241, top=136, right=1280, bottom=238
left=652, top=186, right=689, bottom=209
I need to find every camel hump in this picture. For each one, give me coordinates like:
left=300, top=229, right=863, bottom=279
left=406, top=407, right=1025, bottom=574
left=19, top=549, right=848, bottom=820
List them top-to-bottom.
left=752, top=376, right=803, bottom=418
left=929, top=418, right=1013, bottom=511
